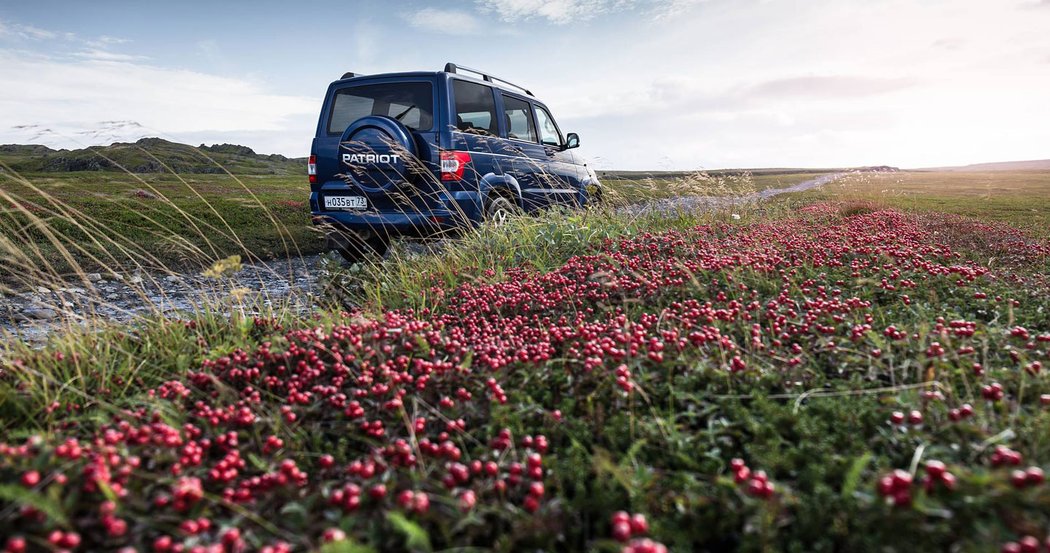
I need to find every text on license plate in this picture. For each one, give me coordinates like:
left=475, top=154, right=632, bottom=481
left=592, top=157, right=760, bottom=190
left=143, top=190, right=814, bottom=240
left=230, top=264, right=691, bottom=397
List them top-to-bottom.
left=324, top=196, right=367, bottom=210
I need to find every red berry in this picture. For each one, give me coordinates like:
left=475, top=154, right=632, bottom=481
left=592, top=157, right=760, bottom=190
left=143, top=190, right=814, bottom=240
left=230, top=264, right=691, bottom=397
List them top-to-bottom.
left=907, top=410, right=923, bottom=425
left=889, top=411, right=905, bottom=425
left=925, top=460, right=946, bottom=479
left=1025, top=466, right=1045, bottom=485
left=1011, top=469, right=1029, bottom=489
left=20, top=471, right=40, bottom=488
left=369, top=484, right=387, bottom=500
left=458, top=490, right=476, bottom=511
left=522, top=495, right=540, bottom=513
left=611, top=511, right=631, bottom=526
left=630, top=513, right=649, bottom=535
left=612, top=521, right=632, bottom=542
left=322, top=528, right=346, bottom=543
left=59, top=532, right=81, bottom=549
left=153, top=535, right=173, bottom=552
left=1018, top=536, right=1039, bottom=553
left=4, top=537, right=27, bottom=553
left=1001, top=542, right=1021, bottom=553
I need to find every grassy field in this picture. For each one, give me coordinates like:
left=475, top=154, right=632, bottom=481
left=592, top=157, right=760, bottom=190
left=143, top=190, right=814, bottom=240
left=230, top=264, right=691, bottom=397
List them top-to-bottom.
left=0, top=166, right=826, bottom=288
left=599, top=169, right=829, bottom=202
left=784, top=170, right=1050, bottom=237
left=0, top=171, right=318, bottom=283
left=1, top=192, right=1049, bottom=551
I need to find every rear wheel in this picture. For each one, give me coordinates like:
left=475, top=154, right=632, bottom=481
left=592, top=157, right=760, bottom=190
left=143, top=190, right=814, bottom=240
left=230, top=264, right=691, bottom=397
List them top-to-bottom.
left=485, top=195, right=519, bottom=227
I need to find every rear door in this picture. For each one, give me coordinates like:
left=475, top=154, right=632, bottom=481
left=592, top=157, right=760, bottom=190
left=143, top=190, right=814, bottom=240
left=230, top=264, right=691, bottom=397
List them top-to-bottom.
left=448, top=79, right=504, bottom=197
left=497, top=93, right=551, bottom=211
left=533, top=103, right=584, bottom=207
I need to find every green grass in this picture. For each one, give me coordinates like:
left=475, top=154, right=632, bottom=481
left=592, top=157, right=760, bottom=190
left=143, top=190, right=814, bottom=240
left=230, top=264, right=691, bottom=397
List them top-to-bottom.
left=600, top=170, right=828, bottom=202
left=781, top=170, right=1050, bottom=237
left=0, top=171, right=317, bottom=283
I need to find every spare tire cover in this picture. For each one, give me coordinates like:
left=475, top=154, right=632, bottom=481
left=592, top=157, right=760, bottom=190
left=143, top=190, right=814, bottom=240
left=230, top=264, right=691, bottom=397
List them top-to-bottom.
left=339, top=115, right=418, bottom=193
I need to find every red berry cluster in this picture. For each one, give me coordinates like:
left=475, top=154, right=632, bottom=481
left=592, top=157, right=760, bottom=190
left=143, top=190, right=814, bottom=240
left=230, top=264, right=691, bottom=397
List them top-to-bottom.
left=730, top=458, right=776, bottom=499
left=919, top=460, right=957, bottom=492
left=876, top=469, right=915, bottom=507
left=609, top=511, right=667, bottom=553
left=1000, top=535, right=1050, bottom=553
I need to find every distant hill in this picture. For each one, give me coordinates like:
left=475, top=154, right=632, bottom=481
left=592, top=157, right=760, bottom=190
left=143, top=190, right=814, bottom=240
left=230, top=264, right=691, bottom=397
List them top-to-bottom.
left=0, top=138, right=307, bottom=176
left=919, top=160, right=1050, bottom=172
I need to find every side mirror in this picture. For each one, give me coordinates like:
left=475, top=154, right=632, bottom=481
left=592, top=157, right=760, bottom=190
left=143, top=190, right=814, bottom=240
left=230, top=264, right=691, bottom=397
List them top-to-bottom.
left=565, top=132, right=580, bottom=149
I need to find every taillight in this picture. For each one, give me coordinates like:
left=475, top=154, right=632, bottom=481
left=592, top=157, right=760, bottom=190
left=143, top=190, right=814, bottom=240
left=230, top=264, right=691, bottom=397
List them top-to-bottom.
left=440, top=151, right=472, bottom=181
left=308, top=155, right=317, bottom=184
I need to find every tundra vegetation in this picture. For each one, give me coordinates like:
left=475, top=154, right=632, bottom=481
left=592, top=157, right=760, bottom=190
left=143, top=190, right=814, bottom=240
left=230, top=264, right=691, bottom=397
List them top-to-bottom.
left=1, top=144, right=1049, bottom=552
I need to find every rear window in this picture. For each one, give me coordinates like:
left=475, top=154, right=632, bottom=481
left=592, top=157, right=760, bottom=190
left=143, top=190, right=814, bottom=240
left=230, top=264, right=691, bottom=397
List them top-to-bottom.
left=453, top=80, right=498, bottom=136
left=327, top=81, right=434, bottom=134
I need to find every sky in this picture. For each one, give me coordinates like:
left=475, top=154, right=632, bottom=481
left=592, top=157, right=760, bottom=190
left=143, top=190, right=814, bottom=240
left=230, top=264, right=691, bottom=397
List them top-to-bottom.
left=1, top=0, right=1048, bottom=170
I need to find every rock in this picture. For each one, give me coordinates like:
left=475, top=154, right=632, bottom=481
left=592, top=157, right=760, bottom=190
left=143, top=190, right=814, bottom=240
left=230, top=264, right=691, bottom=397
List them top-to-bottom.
left=86, top=273, right=103, bottom=282
left=129, top=275, right=143, bottom=285
left=36, top=286, right=51, bottom=295
left=19, top=307, right=57, bottom=321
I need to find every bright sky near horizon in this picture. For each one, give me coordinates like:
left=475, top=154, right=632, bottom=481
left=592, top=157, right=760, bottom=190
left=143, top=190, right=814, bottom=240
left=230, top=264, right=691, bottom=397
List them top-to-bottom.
left=1, top=0, right=1048, bottom=170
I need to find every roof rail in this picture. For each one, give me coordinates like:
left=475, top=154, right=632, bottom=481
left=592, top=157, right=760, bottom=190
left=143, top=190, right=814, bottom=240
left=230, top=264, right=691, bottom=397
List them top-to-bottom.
left=444, top=62, right=533, bottom=97
left=341, top=72, right=361, bottom=79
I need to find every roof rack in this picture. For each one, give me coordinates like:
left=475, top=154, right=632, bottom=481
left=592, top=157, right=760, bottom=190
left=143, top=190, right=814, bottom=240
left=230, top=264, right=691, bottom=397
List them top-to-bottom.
left=444, top=62, right=533, bottom=97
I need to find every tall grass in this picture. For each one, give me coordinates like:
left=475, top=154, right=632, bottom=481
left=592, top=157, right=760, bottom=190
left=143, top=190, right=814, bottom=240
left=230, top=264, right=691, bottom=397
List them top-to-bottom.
left=0, top=141, right=786, bottom=437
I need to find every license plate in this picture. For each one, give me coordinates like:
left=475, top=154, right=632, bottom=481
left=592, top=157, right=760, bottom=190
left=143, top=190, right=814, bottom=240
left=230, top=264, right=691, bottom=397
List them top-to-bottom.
left=324, top=195, right=367, bottom=210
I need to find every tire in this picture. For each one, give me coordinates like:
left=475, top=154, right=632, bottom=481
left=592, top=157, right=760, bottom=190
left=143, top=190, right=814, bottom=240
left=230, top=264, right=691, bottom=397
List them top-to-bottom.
left=485, top=194, right=520, bottom=227
left=328, top=231, right=389, bottom=264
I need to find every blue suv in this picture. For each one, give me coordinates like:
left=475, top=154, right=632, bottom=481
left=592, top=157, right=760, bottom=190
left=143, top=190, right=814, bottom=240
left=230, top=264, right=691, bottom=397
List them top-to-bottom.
left=308, top=63, right=601, bottom=262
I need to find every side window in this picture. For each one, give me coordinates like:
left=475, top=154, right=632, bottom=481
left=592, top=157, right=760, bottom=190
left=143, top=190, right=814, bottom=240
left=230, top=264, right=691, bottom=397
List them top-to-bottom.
left=452, top=80, right=497, bottom=136
left=502, top=95, right=537, bottom=143
left=535, top=105, right=563, bottom=147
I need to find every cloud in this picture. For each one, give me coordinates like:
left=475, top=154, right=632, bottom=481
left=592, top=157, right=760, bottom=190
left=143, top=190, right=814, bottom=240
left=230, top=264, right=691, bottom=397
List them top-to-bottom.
left=476, top=0, right=699, bottom=24
left=403, top=8, right=485, bottom=33
left=0, top=19, right=57, bottom=40
left=85, top=35, right=130, bottom=48
left=0, top=49, right=316, bottom=153
left=72, top=49, right=147, bottom=62
left=744, top=76, right=917, bottom=99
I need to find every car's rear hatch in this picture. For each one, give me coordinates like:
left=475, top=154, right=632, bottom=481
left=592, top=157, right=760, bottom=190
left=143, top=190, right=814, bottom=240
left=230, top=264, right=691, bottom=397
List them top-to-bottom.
left=312, top=76, right=442, bottom=214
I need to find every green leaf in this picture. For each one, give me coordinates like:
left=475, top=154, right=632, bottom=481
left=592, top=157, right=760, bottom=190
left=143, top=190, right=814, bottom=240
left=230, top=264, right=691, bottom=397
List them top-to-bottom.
left=841, top=452, right=873, bottom=500
left=0, top=483, right=69, bottom=526
left=386, top=511, right=433, bottom=552
left=319, top=540, right=377, bottom=553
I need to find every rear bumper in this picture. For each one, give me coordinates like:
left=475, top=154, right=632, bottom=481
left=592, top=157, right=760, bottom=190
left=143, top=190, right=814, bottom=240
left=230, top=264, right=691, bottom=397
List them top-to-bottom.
left=309, top=190, right=484, bottom=238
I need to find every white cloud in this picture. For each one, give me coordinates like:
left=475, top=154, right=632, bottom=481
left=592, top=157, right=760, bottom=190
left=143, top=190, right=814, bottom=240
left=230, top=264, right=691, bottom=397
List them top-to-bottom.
left=476, top=0, right=698, bottom=24
left=477, top=0, right=619, bottom=23
left=403, top=8, right=485, bottom=33
left=0, top=19, right=57, bottom=40
left=72, top=49, right=147, bottom=62
left=0, top=50, right=317, bottom=154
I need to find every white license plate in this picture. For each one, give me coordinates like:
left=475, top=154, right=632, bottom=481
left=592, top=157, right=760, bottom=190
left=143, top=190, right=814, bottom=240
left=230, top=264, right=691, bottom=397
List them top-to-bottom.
left=324, top=195, right=367, bottom=210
